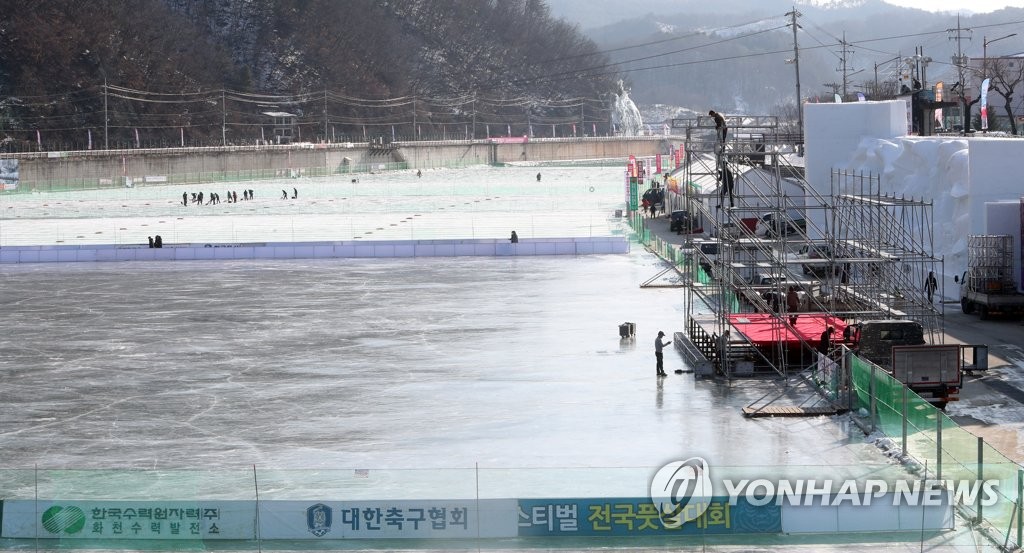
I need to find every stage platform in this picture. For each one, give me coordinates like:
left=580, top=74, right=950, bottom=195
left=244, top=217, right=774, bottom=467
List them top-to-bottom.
left=729, top=312, right=847, bottom=349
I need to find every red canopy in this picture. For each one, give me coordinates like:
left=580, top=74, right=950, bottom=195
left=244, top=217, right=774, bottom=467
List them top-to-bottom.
left=728, top=313, right=846, bottom=348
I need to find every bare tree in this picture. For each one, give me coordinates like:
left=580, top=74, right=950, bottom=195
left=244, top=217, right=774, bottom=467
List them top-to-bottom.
left=985, top=57, right=1024, bottom=135
left=769, top=102, right=800, bottom=134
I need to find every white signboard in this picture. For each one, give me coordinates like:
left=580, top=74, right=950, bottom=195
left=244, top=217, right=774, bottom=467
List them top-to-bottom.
left=2, top=499, right=519, bottom=540
left=258, top=499, right=518, bottom=539
left=2, top=500, right=255, bottom=540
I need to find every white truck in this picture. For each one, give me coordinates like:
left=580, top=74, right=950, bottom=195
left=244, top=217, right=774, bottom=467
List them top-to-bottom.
left=956, top=235, right=1024, bottom=320
left=855, top=320, right=963, bottom=408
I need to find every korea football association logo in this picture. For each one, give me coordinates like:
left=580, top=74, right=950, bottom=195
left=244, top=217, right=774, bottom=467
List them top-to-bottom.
left=649, top=457, right=713, bottom=528
left=306, top=503, right=333, bottom=537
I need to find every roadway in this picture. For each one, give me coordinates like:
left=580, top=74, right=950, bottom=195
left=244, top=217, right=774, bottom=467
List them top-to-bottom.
left=940, top=306, right=1024, bottom=462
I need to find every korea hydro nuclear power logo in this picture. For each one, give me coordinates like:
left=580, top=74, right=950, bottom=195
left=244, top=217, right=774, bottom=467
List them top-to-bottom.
left=649, top=457, right=713, bottom=527
left=306, top=503, right=333, bottom=537
left=41, top=505, right=87, bottom=535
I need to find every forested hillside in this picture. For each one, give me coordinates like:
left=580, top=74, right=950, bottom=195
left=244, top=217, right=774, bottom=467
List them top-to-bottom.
left=0, top=0, right=617, bottom=150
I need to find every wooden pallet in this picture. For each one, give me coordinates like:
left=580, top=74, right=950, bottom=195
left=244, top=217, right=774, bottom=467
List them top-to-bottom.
left=742, top=405, right=848, bottom=418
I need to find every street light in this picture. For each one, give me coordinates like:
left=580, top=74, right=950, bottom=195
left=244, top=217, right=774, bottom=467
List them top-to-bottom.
left=983, top=33, right=1017, bottom=76
left=874, top=55, right=901, bottom=92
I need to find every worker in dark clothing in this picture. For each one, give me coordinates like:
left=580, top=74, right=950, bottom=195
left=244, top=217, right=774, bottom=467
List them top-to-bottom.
left=709, top=110, right=727, bottom=143
left=717, top=165, right=734, bottom=208
left=925, top=271, right=938, bottom=303
left=786, top=286, right=800, bottom=313
left=818, top=326, right=834, bottom=356
left=654, top=331, right=672, bottom=377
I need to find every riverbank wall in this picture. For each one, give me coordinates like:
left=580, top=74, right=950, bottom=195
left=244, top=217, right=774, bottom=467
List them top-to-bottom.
left=1, top=137, right=669, bottom=192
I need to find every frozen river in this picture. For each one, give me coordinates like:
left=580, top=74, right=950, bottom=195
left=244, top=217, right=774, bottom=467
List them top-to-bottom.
left=0, top=164, right=998, bottom=550
left=0, top=166, right=887, bottom=498
left=0, top=254, right=882, bottom=475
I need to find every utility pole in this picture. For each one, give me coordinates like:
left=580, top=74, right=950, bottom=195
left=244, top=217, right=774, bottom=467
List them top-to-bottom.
left=786, top=7, right=803, bottom=149
left=947, top=14, right=972, bottom=134
left=839, top=32, right=854, bottom=98
left=911, top=46, right=932, bottom=88
left=103, top=76, right=109, bottom=150
left=221, top=89, right=226, bottom=147
left=323, top=89, right=329, bottom=143
left=580, top=101, right=585, bottom=137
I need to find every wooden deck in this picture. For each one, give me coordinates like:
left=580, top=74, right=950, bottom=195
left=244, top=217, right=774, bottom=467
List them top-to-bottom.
left=742, top=405, right=848, bottom=418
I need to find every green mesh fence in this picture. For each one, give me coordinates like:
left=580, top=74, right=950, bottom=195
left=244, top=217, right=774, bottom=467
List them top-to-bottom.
left=850, top=353, right=1022, bottom=547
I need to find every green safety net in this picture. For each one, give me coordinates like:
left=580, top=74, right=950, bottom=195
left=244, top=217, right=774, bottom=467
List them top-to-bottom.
left=850, top=354, right=1022, bottom=547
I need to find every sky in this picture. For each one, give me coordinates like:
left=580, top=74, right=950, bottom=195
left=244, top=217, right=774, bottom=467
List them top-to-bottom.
left=883, top=0, right=1024, bottom=11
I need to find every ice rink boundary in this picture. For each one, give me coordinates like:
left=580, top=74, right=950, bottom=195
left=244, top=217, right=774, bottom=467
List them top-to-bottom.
left=0, top=236, right=629, bottom=264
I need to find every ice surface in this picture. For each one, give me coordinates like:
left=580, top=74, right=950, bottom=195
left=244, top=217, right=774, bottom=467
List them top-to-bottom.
left=0, top=166, right=884, bottom=500
left=0, top=166, right=622, bottom=246
left=0, top=256, right=879, bottom=473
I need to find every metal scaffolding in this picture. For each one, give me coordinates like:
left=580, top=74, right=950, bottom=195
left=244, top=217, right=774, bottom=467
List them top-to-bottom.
left=678, top=114, right=830, bottom=380
left=675, top=118, right=944, bottom=383
left=830, top=169, right=944, bottom=343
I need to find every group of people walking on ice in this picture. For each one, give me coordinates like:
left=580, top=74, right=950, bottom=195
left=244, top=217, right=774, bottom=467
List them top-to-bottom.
left=182, top=189, right=255, bottom=206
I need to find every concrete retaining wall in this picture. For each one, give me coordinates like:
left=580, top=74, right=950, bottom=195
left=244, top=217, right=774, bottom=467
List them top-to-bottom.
left=4, top=137, right=669, bottom=191
left=0, top=237, right=629, bottom=264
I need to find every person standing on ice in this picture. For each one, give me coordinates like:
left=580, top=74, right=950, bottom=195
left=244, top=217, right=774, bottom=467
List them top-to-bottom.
left=715, top=330, right=730, bottom=375
left=654, top=331, right=672, bottom=377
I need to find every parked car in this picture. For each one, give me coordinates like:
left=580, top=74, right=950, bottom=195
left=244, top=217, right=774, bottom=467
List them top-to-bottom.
left=670, top=210, right=692, bottom=233
left=754, top=212, right=807, bottom=238
left=710, top=222, right=743, bottom=239
left=695, top=241, right=719, bottom=276
left=800, top=244, right=836, bottom=275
